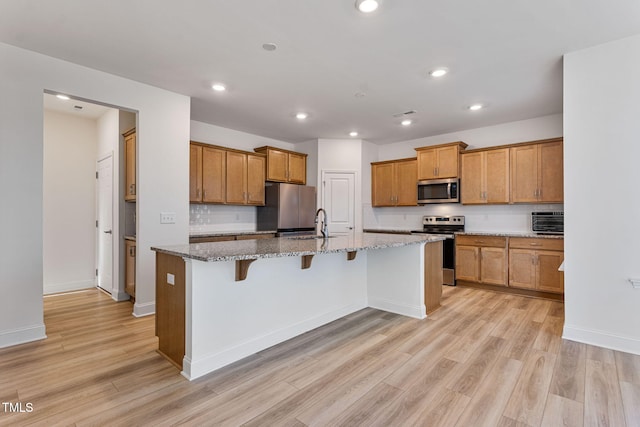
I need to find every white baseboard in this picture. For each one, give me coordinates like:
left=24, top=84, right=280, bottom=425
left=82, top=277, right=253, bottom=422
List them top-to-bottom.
left=43, top=279, right=94, bottom=295
left=111, top=290, right=131, bottom=302
left=368, top=297, right=426, bottom=319
left=133, top=301, right=155, bottom=317
left=182, top=302, right=367, bottom=380
left=0, top=324, right=47, bottom=349
left=563, top=324, right=640, bottom=355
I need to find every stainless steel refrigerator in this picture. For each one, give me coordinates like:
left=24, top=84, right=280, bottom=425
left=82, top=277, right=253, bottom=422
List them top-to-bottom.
left=257, top=183, right=317, bottom=235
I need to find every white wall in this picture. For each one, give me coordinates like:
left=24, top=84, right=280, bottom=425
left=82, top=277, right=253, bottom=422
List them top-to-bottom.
left=563, top=35, right=640, bottom=355
left=0, top=42, right=190, bottom=347
left=43, top=110, right=98, bottom=294
left=365, top=114, right=564, bottom=232
left=189, top=120, right=297, bottom=233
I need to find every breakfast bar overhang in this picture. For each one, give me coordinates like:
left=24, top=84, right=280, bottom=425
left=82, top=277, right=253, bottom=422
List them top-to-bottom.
left=152, top=233, right=444, bottom=380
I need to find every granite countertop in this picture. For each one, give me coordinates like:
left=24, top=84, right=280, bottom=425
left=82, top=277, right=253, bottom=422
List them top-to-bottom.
left=363, top=228, right=415, bottom=234
left=189, top=230, right=276, bottom=238
left=456, top=231, right=564, bottom=239
left=152, top=232, right=445, bottom=262
left=124, top=235, right=136, bottom=241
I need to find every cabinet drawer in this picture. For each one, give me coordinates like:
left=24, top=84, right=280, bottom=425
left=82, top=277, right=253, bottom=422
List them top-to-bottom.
left=456, top=235, right=506, bottom=248
left=509, top=237, right=563, bottom=251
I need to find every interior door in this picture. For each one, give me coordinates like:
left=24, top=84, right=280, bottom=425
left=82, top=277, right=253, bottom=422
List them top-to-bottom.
left=97, top=155, right=113, bottom=293
left=322, top=171, right=355, bottom=235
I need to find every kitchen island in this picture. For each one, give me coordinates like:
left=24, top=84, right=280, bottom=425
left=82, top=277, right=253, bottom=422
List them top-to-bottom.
left=152, top=233, right=444, bottom=380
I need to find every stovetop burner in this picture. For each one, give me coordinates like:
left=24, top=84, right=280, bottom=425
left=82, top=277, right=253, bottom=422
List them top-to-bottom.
left=420, top=215, right=465, bottom=234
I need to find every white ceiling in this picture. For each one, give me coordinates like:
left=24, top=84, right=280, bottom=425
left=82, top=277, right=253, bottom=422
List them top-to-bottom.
left=2, top=1, right=640, bottom=144
left=43, top=94, right=114, bottom=120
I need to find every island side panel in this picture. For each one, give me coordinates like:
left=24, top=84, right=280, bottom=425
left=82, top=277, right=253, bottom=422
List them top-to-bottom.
left=424, top=240, right=443, bottom=314
left=367, top=242, right=441, bottom=319
left=155, top=252, right=186, bottom=368
left=184, top=252, right=368, bottom=380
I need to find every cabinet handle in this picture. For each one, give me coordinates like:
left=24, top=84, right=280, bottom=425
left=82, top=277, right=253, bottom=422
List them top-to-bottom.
left=433, top=167, right=437, bottom=176
left=197, top=188, right=201, bottom=199
left=203, top=189, right=207, bottom=199
left=474, top=240, right=485, bottom=244
left=529, top=242, right=542, bottom=246
left=129, top=246, right=136, bottom=257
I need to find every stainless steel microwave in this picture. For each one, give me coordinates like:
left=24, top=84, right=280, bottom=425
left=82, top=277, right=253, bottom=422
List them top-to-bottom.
left=417, top=178, right=460, bottom=204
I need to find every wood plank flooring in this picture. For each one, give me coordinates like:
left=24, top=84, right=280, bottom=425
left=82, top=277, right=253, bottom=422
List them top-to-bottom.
left=1, top=287, right=639, bottom=426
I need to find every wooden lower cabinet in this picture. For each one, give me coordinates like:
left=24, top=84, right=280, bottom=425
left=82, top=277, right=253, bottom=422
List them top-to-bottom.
left=455, top=235, right=508, bottom=286
left=457, top=235, right=564, bottom=297
left=508, top=237, right=564, bottom=294
left=125, top=239, right=136, bottom=300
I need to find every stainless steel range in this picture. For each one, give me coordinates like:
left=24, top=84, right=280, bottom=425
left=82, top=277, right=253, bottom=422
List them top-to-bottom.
left=412, top=215, right=465, bottom=286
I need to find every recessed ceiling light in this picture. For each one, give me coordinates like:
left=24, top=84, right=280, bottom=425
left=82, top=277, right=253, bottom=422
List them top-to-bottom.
left=356, top=0, right=379, bottom=13
left=262, top=43, right=277, bottom=51
left=429, top=68, right=449, bottom=78
left=211, top=83, right=226, bottom=92
left=56, top=94, right=70, bottom=100
left=468, top=104, right=484, bottom=111
left=296, top=112, right=308, bottom=120
left=401, top=119, right=412, bottom=126
left=349, top=131, right=359, bottom=137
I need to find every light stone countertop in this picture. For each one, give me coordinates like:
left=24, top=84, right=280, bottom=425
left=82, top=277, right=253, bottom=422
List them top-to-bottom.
left=363, top=228, right=416, bottom=234
left=189, top=230, right=276, bottom=238
left=455, top=231, right=564, bottom=239
left=152, top=232, right=445, bottom=262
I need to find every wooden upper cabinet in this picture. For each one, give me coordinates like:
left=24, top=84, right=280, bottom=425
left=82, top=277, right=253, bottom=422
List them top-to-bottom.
left=123, top=128, right=136, bottom=201
left=511, top=139, right=563, bottom=203
left=416, top=141, right=468, bottom=180
left=190, top=142, right=266, bottom=206
left=190, top=144, right=203, bottom=202
left=201, top=146, right=226, bottom=203
left=254, top=146, right=307, bottom=185
left=461, top=148, right=509, bottom=204
left=225, top=151, right=247, bottom=205
left=247, top=154, right=266, bottom=205
left=371, top=158, right=417, bottom=207
left=395, top=159, right=418, bottom=206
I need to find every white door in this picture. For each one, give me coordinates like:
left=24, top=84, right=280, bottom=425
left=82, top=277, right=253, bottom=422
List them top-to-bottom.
left=97, top=155, right=113, bottom=294
left=322, top=171, right=355, bottom=235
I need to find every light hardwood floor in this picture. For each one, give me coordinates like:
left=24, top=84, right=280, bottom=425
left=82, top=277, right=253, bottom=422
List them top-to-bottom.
left=1, top=287, right=639, bottom=426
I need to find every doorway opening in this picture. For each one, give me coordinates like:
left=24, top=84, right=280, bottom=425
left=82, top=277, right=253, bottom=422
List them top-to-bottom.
left=42, top=92, right=136, bottom=302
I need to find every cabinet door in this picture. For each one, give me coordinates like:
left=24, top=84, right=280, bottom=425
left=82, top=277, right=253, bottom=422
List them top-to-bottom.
left=124, top=133, right=136, bottom=201
left=539, top=141, right=563, bottom=203
left=189, top=144, right=203, bottom=202
left=510, top=145, right=538, bottom=203
left=436, top=146, right=459, bottom=178
left=202, top=147, right=226, bottom=203
left=485, top=148, right=510, bottom=203
left=266, top=149, right=288, bottom=182
left=417, top=149, right=438, bottom=180
left=226, top=151, right=247, bottom=204
left=288, top=152, right=307, bottom=184
left=461, top=152, right=483, bottom=204
left=247, top=154, right=266, bottom=205
left=394, top=160, right=417, bottom=206
left=372, top=163, right=394, bottom=206
left=125, top=240, right=136, bottom=298
left=455, top=245, right=480, bottom=282
left=480, top=247, right=507, bottom=286
left=508, top=249, right=536, bottom=290
left=537, top=250, right=564, bottom=293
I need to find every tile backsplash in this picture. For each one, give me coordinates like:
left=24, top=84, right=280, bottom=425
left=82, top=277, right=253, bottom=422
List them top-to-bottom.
left=189, top=204, right=258, bottom=233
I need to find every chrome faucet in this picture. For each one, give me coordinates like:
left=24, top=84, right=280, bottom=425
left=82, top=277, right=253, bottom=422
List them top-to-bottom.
left=315, top=208, right=328, bottom=238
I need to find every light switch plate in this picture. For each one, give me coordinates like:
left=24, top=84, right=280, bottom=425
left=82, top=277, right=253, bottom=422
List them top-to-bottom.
left=160, top=212, right=176, bottom=224
left=167, top=273, right=175, bottom=285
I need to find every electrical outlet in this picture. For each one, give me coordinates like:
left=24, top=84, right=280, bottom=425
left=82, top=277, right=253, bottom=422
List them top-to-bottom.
left=160, top=212, right=176, bottom=224
left=167, top=273, right=175, bottom=285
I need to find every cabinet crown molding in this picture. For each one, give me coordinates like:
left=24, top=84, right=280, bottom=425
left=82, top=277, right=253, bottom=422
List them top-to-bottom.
left=414, top=141, right=468, bottom=152
left=254, top=145, right=308, bottom=157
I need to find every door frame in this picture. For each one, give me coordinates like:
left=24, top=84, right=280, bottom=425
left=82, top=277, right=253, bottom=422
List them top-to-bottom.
left=96, top=152, right=114, bottom=294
